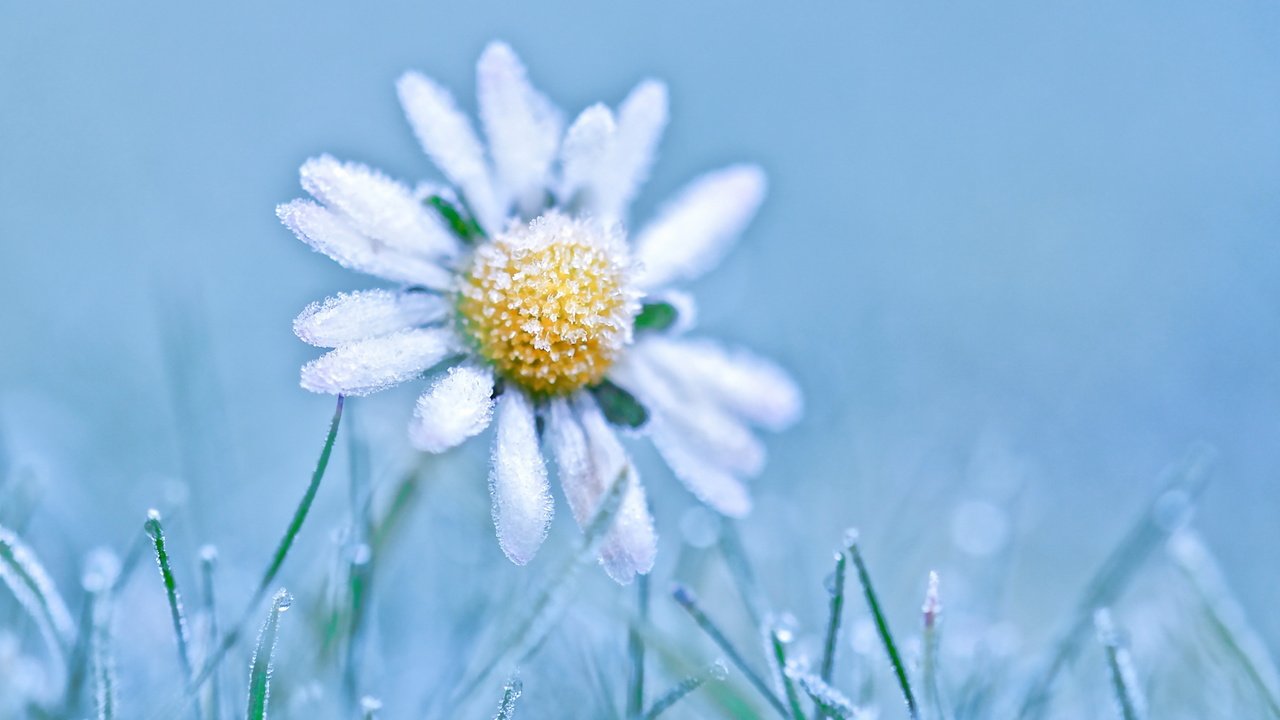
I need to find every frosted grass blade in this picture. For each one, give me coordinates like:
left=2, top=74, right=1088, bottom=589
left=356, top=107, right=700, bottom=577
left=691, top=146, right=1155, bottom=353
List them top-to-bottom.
left=1015, top=445, right=1214, bottom=718
left=144, top=509, right=199, bottom=707
left=0, top=524, right=74, bottom=666
left=847, top=531, right=918, bottom=720
left=199, top=546, right=223, bottom=720
left=81, top=550, right=120, bottom=720
left=814, top=550, right=847, bottom=720
left=921, top=572, right=947, bottom=720
left=628, top=574, right=650, bottom=718
left=672, top=584, right=789, bottom=718
left=246, top=589, right=293, bottom=720
left=1094, top=609, right=1146, bottom=720
left=765, top=619, right=807, bottom=720
left=643, top=661, right=728, bottom=719
left=789, top=670, right=861, bottom=720
left=492, top=678, right=522, bottom=720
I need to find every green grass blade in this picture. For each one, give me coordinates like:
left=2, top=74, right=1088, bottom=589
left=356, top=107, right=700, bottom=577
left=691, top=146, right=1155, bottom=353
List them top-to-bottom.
left=151, top=396, right=344, bottom=720
left=1015, top=445, right=1214, bottom=718
left=144, top=510, right=199, bottom=697
left=0, top=524, right=74, bottom=665
left=1168, top=530, right=1280, bottom=716
left=847, top=531, right=918, bottom=720
left=199, top=546, right=222, bottom=720
left=814, top=550, right=848, bottom=720
left=628, top=573, right=650, bottom=718
left=672, top=584, right=789, bottom=718
left=246, top=589, right=292, bottom=720
left=1094, top=609, right=1146, bottom=720
left=765, top=619, right=808, bottom=720
left=643, top=661, right=728, bottom=719
left=791, top=670, right=861, bottom=720
left=491, top=678, right=523, bottom=720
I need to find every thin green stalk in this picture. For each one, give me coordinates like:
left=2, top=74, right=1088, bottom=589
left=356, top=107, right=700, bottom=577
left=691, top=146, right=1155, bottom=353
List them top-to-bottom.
left=152, top=396, right=344, bottom=720
left=1015, top=445, right=1214, bottom=719
left=144, top=509, right=200, bottom=716
left=847, top=532, right=918, bottom=720
left=199, top=546, right=222, bottom=720
left=814, top=550, right=847, bottom=720
left=628, top=573, right=650, bottom=718
left=672, top=584, right=789, bottom=718
left=246, top=589, right=292, bottom=720
left=1094, top=609, right=1146, bottom=720
left=767, top=622, right=808, bottom=720
left=643, top=662, right=727, bottom=719
left=491, top=678, right=522, bottom=720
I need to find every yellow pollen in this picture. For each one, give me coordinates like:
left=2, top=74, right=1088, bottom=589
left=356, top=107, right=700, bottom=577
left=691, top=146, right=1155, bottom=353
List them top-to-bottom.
left=457, top=213, right=636, bottom=396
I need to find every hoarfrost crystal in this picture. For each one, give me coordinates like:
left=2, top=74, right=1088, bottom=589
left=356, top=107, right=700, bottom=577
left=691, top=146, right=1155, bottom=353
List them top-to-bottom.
left=280, top=41, right=802, bottom=582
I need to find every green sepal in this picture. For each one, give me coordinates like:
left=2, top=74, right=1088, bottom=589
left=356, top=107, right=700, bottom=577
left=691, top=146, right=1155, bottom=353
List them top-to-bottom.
left=425, top=195, right=486, bottom=243
left=634, top=302, right=678, bottom=333
left=589, top=379, right=649, bottom=429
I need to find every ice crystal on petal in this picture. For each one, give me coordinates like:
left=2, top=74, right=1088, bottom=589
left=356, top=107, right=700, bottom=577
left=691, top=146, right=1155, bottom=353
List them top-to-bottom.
left=477, top=41, right=564, bottom=217
left=396, top=71, right=502, bottom=232
left=594, top=79, right=668, bottom=220
left=559, top=104, right=618, bottom=207
left=299, top=155, right=458, bottom=259
left=634, top=164, right=767, bottom=289
left=277, top=200, right=453, bottom=289
left=293, top=290, right=448, bottom=348
left=300, top=328, right=457, bottom=396
left=641, top=337, right=802, bottom=430
left=409, top=363, right=496, bottom=453
left=489, top=390, right=553, bottom=565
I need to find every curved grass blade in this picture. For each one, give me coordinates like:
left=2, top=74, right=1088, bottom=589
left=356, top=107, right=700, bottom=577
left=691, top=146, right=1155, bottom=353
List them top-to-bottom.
left=151, top=396, right=344, bottom=720
left=1015, top=445, right=1214, bottom=718
left=144, top=510, right=199, bottom=703
left=0, top=524, right=74, bottom=665
left=846, top=530, right=918, bottom=720
left=1168, top=530, right=1280, bottom=716
left=672, top=584, right=789, bottom=718
left=246, top=589, right=293, bottom=720
left=1094, top=609, right=1146, bottom=720
left=643, top=661, right=728, bottom=719
left=789, top=669, right=862, bottom=720
left=492, top=677, right=522, bottom=720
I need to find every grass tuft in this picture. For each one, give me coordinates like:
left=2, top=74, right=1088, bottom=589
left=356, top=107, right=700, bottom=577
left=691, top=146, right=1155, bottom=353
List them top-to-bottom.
left=144, top=509, right=199, bottom=708
left=246, top=588, right=292, bottom=720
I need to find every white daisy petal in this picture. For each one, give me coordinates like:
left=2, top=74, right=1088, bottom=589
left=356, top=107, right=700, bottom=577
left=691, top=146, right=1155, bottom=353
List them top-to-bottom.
left=477, top=41, right=563, bottom=216
left=396, top=70, right=503, bottom=232
left=595, top=79, right=668, bottom=220
left=558, top=104, right=617, bottom=207
left=300, top=155, right=459, bottom=259
left=633, top=164, right=767, bottom=289
left=277, top=200, right=453, bottom=289
left=293, top=290, right=449, bottom=348
left=299, top=328, right=457, bottom=396
left=639, top=337, right=802, bottom=431
left=410, top=363, right=496, bottom=453
left=490, top=389, right=553, bottom=565
left=574, top=394, right=657, bottom=582
left=649, top=417, right=752, bottom=517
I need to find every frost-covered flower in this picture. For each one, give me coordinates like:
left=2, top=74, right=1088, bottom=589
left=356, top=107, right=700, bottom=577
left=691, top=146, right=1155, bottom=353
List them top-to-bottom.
left=279, top=42, right=801, bottom=583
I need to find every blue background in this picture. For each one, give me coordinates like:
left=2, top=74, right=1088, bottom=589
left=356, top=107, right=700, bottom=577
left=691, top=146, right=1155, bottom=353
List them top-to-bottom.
left=1, top=1, right=1278, bottom=713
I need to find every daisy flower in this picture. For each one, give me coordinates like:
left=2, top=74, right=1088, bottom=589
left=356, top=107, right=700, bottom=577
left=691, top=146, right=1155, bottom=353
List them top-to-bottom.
left=279, top=42, right=801, bottom=583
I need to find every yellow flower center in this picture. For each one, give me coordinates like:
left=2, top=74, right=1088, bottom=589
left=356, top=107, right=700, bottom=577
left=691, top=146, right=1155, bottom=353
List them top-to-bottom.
left=457, top=213, right=637, bottom=396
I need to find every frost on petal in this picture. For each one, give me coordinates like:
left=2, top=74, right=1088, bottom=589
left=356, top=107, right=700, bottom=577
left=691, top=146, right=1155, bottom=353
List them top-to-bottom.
left=477, top=41, right=563, bottom=217
left=396, top=70, right=503, bottom=232
left=594, top=79, right=668, bottom=221
left=559, top=104, right=617, bottom=208
left=299, top=155, right=459, bottom=259
left=633, top=165, right=767, bottom=289
left=277, top=200, right=453, bottom=289
left=293, top=290, right=449, bottom=348
left=299, top=328, right=457, bottom=396
left=640, top=337, right=802, bottom=431
left=409, top=363, right=496, bottom=453
left=489, top=390, right=552, bottom=565
left=546, top=396, right=655, bottom=584
left=648, top=416, right=752, bottom=517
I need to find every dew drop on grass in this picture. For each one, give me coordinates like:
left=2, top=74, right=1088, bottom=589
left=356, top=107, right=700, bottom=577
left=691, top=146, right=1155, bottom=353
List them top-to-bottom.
left=709, top=659, right=729, bottom=681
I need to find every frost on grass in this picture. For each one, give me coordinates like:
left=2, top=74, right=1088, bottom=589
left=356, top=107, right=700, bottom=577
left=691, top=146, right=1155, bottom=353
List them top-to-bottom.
left=294, top=290, right=449, bottom=348
left=300, top=328, right=457, bottom=396
left=410, top=363, right=496, bottom=453
left=489, top=390, right=553, bottom=565
left=0, top=525, right=74, bottom=665
left=247, top=589, right=293, bottom=720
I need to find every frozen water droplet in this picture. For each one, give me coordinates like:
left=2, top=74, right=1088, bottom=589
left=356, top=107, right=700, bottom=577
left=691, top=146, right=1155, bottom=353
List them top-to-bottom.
left=146, top=508, right=162, bottom=522
left=842, top=527, right=860, bottom=547
left=350, top=543, right=372, bottom=565
left=823, top=571, right=839, bottom=596
left=274, top=589, right=294, bottom=612
left=771, top=612, right=799, bottom=643
left=709, top=659, right=729, bottom=681
left=360, top=696, right=383, bottom=712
